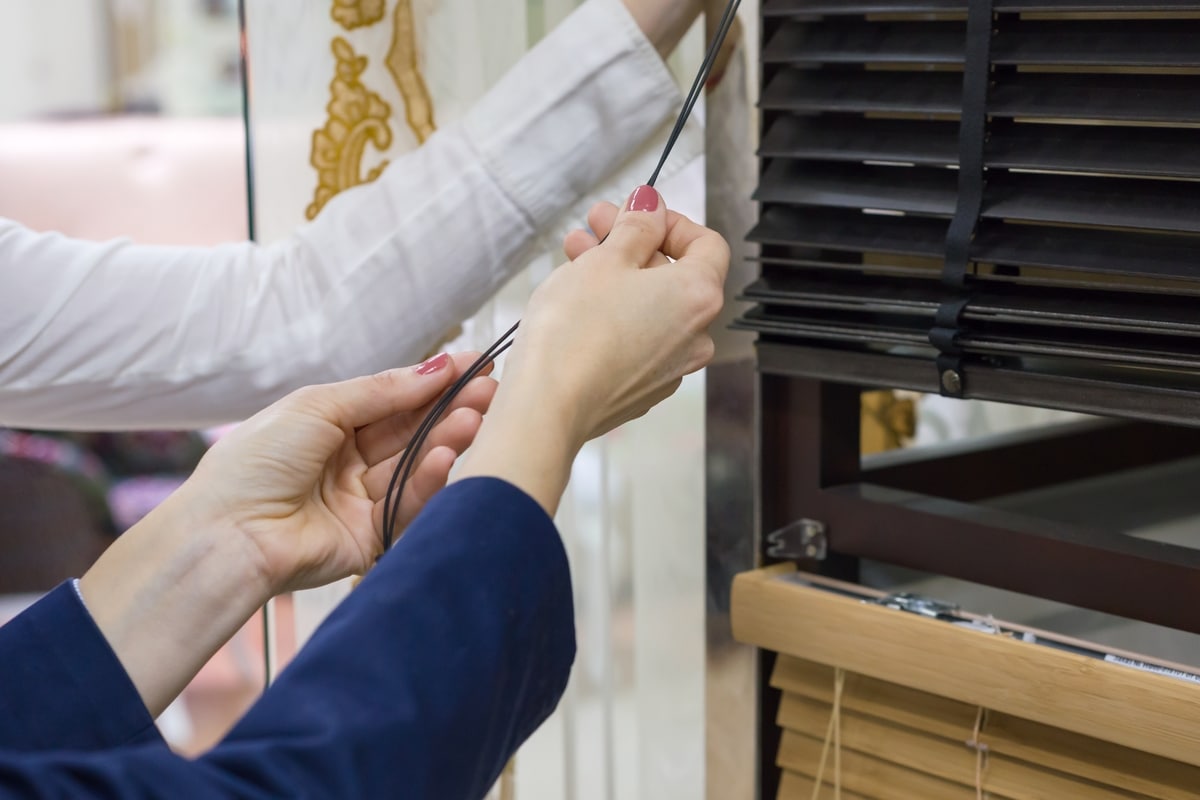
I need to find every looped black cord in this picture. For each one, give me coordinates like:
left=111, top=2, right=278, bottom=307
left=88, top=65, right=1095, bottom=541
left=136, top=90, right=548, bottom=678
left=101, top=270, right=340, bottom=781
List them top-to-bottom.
left=379, top=0, right=744, bottom=554
left=931, top=0, right=996, bottom=397
left=380, top=323, right=518, bottom=551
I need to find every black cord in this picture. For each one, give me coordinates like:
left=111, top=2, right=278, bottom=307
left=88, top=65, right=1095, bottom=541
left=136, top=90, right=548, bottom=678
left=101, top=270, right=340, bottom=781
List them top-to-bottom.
left=379, top=0, right=743, bottom=554
left=649, top=0, right=742, bottom=187
left=381, top=322, right=518, bottom=550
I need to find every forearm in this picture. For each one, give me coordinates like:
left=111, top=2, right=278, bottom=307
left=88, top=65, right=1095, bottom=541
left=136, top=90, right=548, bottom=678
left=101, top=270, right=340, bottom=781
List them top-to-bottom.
left=78, top=486, right=271, bottom=717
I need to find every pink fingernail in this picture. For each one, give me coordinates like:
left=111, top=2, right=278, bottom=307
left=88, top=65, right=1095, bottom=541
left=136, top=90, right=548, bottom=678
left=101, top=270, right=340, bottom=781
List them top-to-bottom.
left=626, top=185, right=659, bottom=213
left=415, top=353, right=450, bottom=375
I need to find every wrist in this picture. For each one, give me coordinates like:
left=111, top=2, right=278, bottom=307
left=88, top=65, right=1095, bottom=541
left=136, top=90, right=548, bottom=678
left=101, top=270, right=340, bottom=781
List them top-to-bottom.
left=621, top=0, right=703, bottom=59
left=497, top=343, right=592, bottom=453
left=454, top=373, right=582, bottom=517
left=149, top=481, right=276, bottom=602
left=79, top=489, right=272, bottom=715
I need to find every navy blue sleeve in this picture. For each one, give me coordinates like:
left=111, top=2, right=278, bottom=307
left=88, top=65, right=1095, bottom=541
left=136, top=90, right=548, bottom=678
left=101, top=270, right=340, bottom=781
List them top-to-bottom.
left=0, top=477, right=575, bottom=799
left=0, top=582, right=162, bottom=752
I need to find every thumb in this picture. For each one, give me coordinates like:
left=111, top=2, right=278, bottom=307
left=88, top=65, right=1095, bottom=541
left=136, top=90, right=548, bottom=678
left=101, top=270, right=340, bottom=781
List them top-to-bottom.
left=598, top=185, right=667, bottom=269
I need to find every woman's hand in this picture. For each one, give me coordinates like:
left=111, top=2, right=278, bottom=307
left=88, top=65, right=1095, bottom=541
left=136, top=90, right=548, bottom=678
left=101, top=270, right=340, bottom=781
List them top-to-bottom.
left=455, top=185, right=729, bottom=514
left=529, top=187, right=726, bottom=443
left=183, top=353, right=497, bottom=594
left=80, top=354, right=496, bottom=715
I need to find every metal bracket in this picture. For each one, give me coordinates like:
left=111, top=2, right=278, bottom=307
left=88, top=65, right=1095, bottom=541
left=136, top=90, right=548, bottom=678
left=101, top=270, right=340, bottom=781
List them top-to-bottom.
left=766, top=519, right=827, bottom=561
left=870, top=592, right=961, bottom=621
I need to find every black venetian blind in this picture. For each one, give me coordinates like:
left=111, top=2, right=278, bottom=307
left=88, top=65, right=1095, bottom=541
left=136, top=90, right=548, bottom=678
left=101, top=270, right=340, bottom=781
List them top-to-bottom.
left=737, top=1, right=1200, bottom=420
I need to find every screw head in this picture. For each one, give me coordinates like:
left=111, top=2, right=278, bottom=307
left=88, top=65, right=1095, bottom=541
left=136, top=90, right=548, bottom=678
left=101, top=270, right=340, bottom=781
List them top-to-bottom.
left=941, top=369, right=963, bottom=394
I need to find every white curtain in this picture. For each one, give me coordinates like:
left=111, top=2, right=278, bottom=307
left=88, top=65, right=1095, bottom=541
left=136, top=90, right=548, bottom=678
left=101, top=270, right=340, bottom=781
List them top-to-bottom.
left=240, top=2, right=706, bottom=797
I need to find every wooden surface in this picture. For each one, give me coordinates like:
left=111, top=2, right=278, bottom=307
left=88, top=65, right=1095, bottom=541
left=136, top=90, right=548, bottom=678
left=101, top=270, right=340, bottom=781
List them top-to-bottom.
left=733, top=565, right=1200, bottom=769
left=773, top=656, right=1200, bottom=799
left=778, top=731, right=985, bottom=800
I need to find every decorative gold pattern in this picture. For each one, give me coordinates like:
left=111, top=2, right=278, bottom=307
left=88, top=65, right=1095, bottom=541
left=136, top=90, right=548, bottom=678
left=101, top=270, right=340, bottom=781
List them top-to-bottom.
left=331, top=0, right=387, bottom=30
left=385, top=0, right=437, bottom=144
left=308, top=1, right=437, bottom=219
left=306, top=37, right=394, bottom=221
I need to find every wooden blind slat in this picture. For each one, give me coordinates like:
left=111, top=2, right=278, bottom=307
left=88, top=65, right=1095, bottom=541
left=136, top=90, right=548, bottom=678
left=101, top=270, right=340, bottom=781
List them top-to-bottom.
left=733, top=566, right=1200, bottom=767
left=771, top=655, right=1200, bottom=798
left=772, top=656, right=981, bottom=739
left=777, top=694, right=1140, bottom=799
left=778, top=729, right=1007, bottom=800
left=778, top=769, right=876, bottom=800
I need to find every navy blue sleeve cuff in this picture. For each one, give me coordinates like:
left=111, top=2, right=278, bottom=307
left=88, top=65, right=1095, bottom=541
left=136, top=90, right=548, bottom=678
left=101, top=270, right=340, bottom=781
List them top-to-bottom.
left=210, top=476, right=576, bottom=800
left=0, top=581, right=162, bottom=752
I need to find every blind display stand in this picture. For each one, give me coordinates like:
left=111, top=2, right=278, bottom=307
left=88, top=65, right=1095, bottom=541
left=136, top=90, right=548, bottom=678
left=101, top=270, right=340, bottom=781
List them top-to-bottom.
left=733, top=3, right=1200, bottom=798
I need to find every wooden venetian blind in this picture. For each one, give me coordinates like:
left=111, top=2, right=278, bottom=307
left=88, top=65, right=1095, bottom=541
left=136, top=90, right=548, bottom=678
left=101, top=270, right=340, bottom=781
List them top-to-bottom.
left=735, top=1, right=1200, bottom=421
left=732, top=567, right=1200, bottom=799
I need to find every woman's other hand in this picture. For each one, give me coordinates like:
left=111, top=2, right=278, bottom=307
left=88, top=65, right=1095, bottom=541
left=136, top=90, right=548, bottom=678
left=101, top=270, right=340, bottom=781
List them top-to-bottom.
left=457, top=185, right=729, bottom=514
left=184, top=353, right=497, bottom=594
left=79, top=355, right=495, bottom=714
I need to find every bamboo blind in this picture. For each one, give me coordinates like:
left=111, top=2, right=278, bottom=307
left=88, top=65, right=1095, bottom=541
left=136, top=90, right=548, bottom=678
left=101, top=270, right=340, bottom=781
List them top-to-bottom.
left=732, top=566, right=1200, bottom=799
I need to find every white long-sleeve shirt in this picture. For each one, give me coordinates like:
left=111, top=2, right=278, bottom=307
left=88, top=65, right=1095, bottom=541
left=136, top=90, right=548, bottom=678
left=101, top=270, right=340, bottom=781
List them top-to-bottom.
left=0, top=0, right=683, bottom=431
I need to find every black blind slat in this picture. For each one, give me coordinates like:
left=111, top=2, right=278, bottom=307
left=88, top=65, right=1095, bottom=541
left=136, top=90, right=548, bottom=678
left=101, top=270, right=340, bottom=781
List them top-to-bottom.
left=763, top=0, right=1200, bottom=14
left=763, top=0, right=964, bottom=14
left=996, top=0, right=1200, bottom=7
left=763, top=21, right=966, bottom=65
left=764, top=21, right=1200, bottom=68
left=994, top=21, right=1200, bottom=67
left=761, top=70, right=964, bottom=115
left=763, top=70, right=1200, bottom=123
left=992, top=74, right=1200, bottom=124
left=759, top=117, right=959, bottom=165
left=761, top=117, right=1200, bottom=179
left=989, top=125, right=1200, bottom=180
left=755, top=162, right=957, bottom=216
left=757, top=163, right=1200, bottom=234
left=986, top=174, right=1200, bottom=235
left=749, top=206, right=1200, bottom=284
left=748, top=207, right=946, bottom=257
left=974, top=223, right=1200, bottom=283
left=745, top=274, right=1200, bottom=335
left=743, top=276, right=936, bottom=315
left=736, top=308, right=927, bottom=347
left=740, top=309, right=1200, bottom=371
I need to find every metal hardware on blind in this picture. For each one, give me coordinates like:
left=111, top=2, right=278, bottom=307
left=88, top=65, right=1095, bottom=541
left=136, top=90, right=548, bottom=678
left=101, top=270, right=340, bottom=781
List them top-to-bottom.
left=930, top=0, right=995, bottom=397
left=739, top=2, right=1200, bottom=423
left=765, top=519, right=828, bottom=561
left=869, top=592, right=962, bottom=621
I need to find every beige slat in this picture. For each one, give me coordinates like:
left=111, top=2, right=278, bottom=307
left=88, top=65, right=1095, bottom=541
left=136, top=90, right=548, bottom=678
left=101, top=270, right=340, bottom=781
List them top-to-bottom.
left=733, top=566, right=1200, bottom=767
left=772, top=655, right=1200, bottom=799
left=772, top=657, right=979, bottom=741
left=778, top=694, right=1140, bottom=800
left=988, top=713, right=1199, bottom=800
left=778, top=729, right=997, bottom=800
left=778, top=769, right=874, bottom=800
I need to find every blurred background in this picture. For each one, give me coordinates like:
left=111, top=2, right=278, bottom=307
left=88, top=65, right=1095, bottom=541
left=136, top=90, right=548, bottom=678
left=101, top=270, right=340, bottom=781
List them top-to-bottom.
left=0, top=0, right=255, bottom=756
